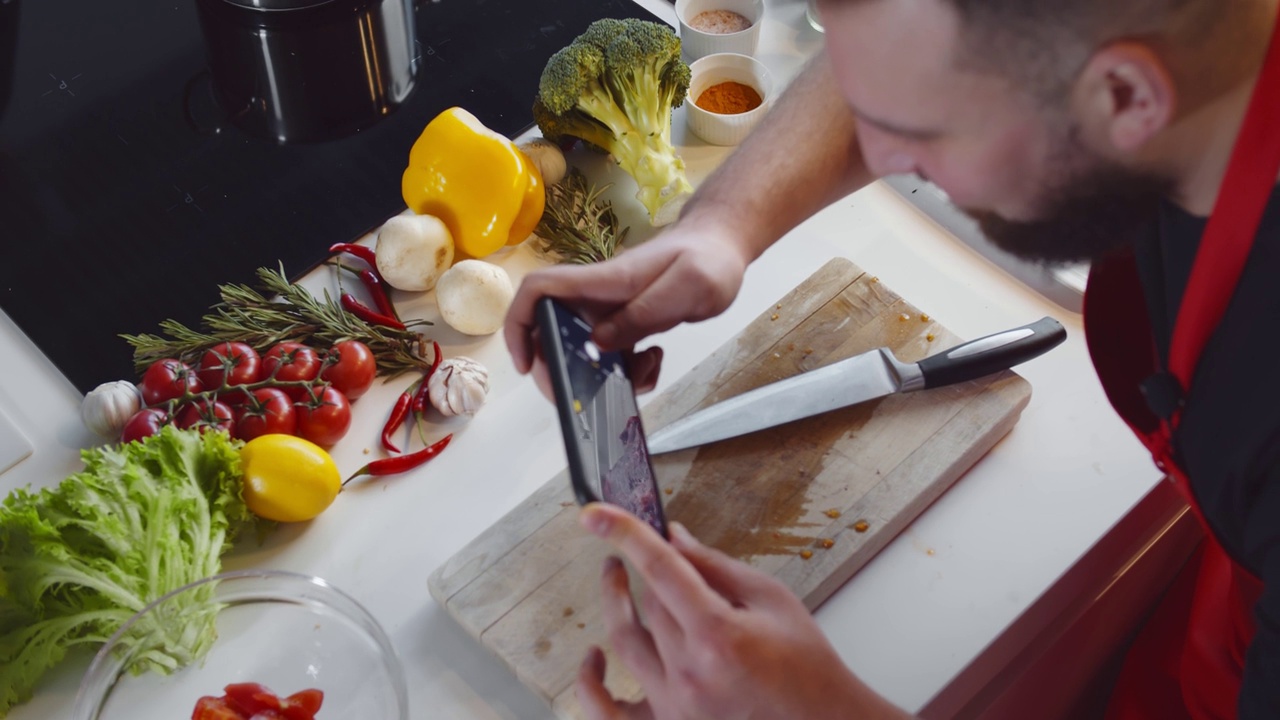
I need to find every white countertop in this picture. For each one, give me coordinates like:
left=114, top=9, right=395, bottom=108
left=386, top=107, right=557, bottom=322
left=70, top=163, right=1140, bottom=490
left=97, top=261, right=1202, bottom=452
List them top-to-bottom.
left=0, top=1, right=1162, bottom=717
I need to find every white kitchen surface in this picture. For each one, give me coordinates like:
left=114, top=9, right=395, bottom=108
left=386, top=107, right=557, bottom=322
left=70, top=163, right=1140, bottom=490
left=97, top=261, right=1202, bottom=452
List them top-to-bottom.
left=0, top=0, right=1163, bottom=718
left=0, top=401, right=33, bottom=477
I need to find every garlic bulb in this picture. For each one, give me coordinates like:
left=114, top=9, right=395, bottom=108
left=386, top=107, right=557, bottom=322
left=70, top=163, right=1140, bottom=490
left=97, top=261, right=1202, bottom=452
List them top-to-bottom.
left=518, top=138, right=567, bottom=186
left=428, top=357, right=490, bottom=417
left=81, top=381, right=143, bottom=437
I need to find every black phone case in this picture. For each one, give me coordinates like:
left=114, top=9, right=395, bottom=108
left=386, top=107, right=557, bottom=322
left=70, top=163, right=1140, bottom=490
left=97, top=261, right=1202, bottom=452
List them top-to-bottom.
left=535, top=297, right=669, bottom=537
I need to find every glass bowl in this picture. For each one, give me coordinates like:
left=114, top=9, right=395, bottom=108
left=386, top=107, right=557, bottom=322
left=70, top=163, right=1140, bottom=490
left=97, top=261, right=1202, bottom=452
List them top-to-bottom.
left=73, top=569, right=408, bottom=720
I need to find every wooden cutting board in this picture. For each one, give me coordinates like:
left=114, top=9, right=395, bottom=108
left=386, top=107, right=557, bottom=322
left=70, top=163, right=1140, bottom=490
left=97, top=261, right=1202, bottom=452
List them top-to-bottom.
left=428, top=258, right=1033, bottom=718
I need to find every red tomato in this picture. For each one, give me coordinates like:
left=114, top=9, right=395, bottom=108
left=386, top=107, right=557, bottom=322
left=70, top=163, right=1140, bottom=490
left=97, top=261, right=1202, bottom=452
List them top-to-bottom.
left=321, top=340, right=376, bottom=400
left=197, top=342, right=262, bottom=402
left=262, top=343, right=322, bottom=400
left=139, top=359, right=202, bottom=406
left=295, top=385, right=352, bottom=447
left=234, top=389, right=297, bottom=441
left=176, top=399, right=235, bottom=436
left=120, top=408, right=169, bottom=444
left=279, top=688, right=324, bottom=720
left=191, top=695, right=244, bottom=720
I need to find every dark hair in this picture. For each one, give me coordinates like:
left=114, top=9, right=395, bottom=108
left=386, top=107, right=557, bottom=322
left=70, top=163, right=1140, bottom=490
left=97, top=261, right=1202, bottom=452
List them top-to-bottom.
left=940, top=0, right=1226, bottom=98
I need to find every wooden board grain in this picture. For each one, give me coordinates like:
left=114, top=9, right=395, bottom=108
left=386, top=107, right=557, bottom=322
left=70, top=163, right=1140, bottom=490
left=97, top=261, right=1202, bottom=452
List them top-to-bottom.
left=428, top=258, right=1033, bottom=717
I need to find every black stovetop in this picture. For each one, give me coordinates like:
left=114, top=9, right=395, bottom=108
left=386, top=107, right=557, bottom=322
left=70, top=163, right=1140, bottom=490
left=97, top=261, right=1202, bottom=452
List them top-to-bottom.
left=0, top=0, right=660, bottom=393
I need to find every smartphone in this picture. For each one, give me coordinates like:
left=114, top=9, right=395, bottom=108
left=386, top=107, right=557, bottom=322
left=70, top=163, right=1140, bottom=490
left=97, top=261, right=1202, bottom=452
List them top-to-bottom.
left=536, top=297, right=669, bottom=538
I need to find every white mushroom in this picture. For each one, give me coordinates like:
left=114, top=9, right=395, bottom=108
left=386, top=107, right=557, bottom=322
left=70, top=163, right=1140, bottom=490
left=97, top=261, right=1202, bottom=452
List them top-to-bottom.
left=519, top=138, right=568, bottom=187
left=375, top=214, right=455, bottom=292
left=434, top=260, right=515, bottom=336
left=428, top=357, right=490, bottom=417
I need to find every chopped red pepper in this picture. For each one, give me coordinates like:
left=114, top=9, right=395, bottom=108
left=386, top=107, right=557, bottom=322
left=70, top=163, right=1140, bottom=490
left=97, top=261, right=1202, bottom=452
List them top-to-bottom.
left=193, top=683, right=322, bottom=720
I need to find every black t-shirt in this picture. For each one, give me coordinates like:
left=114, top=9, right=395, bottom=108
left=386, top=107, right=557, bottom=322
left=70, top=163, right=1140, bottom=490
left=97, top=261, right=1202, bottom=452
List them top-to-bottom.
left=1134, top=190, right=1280, bottom=718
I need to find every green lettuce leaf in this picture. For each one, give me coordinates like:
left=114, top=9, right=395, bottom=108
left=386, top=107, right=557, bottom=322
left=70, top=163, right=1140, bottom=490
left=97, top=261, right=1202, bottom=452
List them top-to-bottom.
left=0, top=427, right=254, bottom=716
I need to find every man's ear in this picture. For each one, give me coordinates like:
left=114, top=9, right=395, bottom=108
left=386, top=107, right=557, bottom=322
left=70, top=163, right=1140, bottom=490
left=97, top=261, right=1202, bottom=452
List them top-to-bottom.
left=1075, top=43, right=1176, bottom=152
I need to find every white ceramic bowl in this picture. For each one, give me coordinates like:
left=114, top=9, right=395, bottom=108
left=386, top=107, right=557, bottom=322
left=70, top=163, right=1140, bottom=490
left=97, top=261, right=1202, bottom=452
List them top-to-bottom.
left=675, top=0, right=764, bottom=61
left=685, top=53, right=774, bottom=146
left=73, top=570, right=409, bottom=720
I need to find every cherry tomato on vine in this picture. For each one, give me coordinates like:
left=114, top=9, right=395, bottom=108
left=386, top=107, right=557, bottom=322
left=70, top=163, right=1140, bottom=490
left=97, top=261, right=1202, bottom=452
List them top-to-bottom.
left=321, top=340, right=376, bottom=399
left=197, top=342, right=262, bottom=402
left=262, top=342, right=322, bottom=400
left=139, top=359, right=201, bottom=406
left=295, top=385, right=351, bottom=447
left=234, top=388, right=297, bottom=441
left=176, top=399, right=235, bottom=436
left=119, top=408, right=169, bottom=444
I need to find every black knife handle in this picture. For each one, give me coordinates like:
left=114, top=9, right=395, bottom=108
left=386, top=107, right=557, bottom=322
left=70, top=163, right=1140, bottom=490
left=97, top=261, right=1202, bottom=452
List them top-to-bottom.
left=919, top=317, right=1067, bottom=389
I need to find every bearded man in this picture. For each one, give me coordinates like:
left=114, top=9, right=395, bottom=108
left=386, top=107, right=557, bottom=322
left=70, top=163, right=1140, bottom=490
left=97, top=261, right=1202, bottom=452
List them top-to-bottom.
left=504, top=0, right=1280, bottom=717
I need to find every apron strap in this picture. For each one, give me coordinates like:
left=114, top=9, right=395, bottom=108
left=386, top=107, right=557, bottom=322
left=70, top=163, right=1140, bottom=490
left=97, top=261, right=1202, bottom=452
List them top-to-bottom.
left=1166, top=15, right=1280, bottom=400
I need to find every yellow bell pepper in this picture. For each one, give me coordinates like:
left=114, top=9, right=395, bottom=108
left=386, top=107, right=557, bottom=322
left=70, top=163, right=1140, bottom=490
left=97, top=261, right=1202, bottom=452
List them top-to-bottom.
left=401, top=107, right=545, bottom=259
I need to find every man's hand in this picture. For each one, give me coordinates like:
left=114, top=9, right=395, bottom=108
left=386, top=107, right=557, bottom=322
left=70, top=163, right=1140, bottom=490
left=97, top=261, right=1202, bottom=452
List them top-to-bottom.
left=504, top=221, right=749, bottom=399
left=575, top=503, right=912, bottom=720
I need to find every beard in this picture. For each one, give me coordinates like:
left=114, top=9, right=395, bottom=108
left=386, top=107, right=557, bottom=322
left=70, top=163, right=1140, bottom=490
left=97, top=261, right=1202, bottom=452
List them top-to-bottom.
left=960, top=133, right=1175, bottom=266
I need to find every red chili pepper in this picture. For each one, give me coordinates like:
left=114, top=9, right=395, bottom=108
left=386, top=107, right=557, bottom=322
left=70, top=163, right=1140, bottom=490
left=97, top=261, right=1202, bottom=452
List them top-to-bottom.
left=329, top=242, right=381, bottom=273
left=358, top=268, right=401, bottom=321
left=340, top=293, right=406, bottom=330
left=412, top=341, right=443, bottom=414
left=381, top=391, right=413, bottom=454
left=344, top=434, right=452, bottom=486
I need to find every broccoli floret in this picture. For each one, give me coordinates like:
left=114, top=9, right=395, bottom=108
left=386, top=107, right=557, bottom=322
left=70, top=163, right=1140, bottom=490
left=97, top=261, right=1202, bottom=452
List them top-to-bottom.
left=534, top=19, right=693, bottom=225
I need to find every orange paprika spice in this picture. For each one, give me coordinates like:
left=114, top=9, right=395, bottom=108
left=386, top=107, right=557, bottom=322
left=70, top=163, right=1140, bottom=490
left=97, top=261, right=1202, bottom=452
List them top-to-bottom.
left=695, top=81, right=763, bottom=114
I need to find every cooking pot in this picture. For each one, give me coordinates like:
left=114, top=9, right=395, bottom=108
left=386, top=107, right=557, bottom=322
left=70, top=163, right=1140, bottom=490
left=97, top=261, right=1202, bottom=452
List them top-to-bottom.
left=191, top=0, right=418, bottom=143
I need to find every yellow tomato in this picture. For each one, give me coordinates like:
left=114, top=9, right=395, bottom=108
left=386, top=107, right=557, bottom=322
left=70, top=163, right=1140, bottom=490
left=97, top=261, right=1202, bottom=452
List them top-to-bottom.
left=239, top=434, right=341, bottom=522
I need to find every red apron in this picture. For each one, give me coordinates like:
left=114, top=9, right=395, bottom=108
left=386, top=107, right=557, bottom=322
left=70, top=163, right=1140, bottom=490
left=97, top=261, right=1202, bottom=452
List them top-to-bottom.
left=1092, top=14, right=1280, bottom=719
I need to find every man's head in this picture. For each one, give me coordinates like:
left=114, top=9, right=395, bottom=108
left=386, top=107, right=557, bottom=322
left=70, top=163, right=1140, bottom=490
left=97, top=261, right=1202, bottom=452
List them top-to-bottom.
left=818, top=0, right=1266, bottom=264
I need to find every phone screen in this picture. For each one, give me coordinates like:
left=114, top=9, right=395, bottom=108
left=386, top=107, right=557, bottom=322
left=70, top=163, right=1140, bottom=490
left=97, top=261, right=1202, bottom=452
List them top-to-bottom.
left=538, top=298, right=668, bottom=537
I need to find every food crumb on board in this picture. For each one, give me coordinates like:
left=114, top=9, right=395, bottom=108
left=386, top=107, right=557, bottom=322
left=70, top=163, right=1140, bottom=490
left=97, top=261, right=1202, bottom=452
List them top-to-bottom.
left=690, top=9, right=752, bottom=33
left=870, top=276, right=880, bottom=283
left=776, top=303, right=782, bottom=309
left=771, top=313, right=780, bottom=321
left=899, top=313, right=911, bottom=322
left=920, top=313, right=930, bottom=322
left=926, top=333, right=936, bottom=342
left=787, top=343, right=796, bottom=351
left=803, top=347, right=814, bottom=356
left=363, top=448, right=371, bottom=455
left=664, top=487, right=673, bottom=495
left=824, top=508, right=842, bottom=519
left=853, top=519, right=870, bottom=533
left=772, top=531, right=782, bottom=539
left=819, top=538, right=835, bottom=549
left=927, top=548, right=937, bottom=556
left=799, top=550, right=814, bottom=560
left=563, top=607, right=575, bottom=618
left=577, top=623, right=586, bottom=630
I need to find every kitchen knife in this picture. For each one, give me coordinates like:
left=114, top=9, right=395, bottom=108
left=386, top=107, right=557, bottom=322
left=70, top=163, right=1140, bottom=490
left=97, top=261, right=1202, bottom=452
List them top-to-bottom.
left=645, top=316, right=1066, bottom=455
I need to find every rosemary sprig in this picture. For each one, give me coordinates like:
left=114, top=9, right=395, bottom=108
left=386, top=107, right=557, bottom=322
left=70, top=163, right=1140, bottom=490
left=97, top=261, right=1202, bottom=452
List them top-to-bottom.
left=534, top=168, right=630, bottom=264
left=122, top=265, right=431, bottom=378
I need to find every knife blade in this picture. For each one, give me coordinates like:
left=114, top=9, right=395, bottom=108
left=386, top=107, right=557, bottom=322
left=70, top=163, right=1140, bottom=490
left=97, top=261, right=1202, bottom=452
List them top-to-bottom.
left=645, top=316, right=1066, bottom=455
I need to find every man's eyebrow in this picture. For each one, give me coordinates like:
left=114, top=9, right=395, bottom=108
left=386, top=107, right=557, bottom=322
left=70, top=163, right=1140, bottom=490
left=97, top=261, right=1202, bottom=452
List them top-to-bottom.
left=848, top=104, right=944, bottom=141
